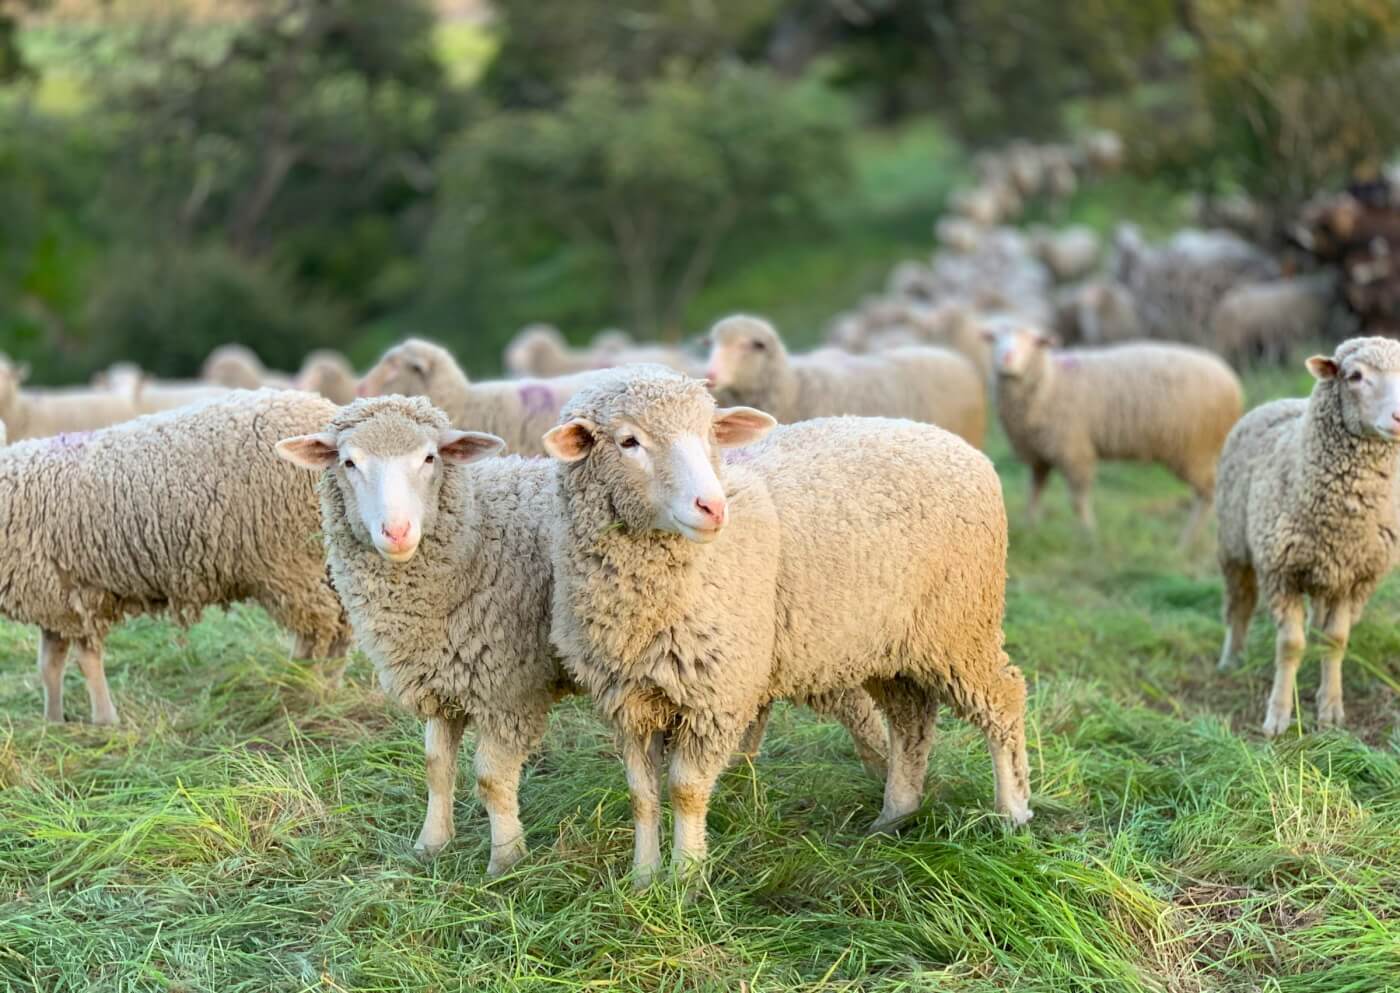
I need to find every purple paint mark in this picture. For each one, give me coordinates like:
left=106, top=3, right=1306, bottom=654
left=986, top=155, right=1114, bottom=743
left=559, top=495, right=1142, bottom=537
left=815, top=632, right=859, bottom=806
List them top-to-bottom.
left=1054, top=353, right=1081, bottom=371
left=518, top=383, right=558, bottom=416
left=48, top=431, right=93, bottom=453
left=723, top=448, right=754, bottom=466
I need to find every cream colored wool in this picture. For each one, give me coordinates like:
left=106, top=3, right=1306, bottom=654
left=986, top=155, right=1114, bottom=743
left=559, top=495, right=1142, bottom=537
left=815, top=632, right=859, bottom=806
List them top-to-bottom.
left=1209, top=276, right=1332, bottom=364
left=706, top=315, right=986, bottom=447
left=988, top=328, right=1243, bottom=543
left=1216, top=337, right=1400, bottom=735
left=359, top=338, right=606, bottom=457
left=201, top=344, right=294, bottom=390
left=296, top=350, right=358, bottom=404
left=0, top=355, right=149, bottom=440
left=94, top=362, right=232, bottom=415
left=548, top=367, right=1029, bottom=882
left=0, top=389, right=349, bottom=726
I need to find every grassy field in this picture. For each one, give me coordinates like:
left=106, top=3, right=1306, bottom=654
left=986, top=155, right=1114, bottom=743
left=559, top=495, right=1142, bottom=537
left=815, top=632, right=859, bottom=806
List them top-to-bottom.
left=2, top=357, right=1399, bottom=993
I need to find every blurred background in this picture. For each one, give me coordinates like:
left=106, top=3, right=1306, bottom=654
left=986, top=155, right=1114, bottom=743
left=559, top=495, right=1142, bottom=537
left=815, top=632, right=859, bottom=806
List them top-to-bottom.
left=1, top=0, right=1397, bottom=382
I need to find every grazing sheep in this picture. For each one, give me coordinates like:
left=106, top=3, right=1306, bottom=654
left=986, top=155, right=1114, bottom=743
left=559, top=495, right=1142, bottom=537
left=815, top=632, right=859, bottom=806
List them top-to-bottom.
left=1032, top=226, right=1101, bottom=283
left=1210, top=275, right=1335, bottom=364
left=705, top=315, right=986, bottom=447
left=983, top=323, right=1243, bottom=543
left=504, top=324, right=600, bottom=379
left=357, top=338, right=605, bottom=457
left=1216, top=338, right=1400, bottom=735
left=201, top=344, right=294, bottom=390
left=296, top=350, right=358, bottom=404
left=0, top=355, right=147, bottom=441
left=94, top=362, right=232, bottom=415
left=545, top=367, right=1031, bottom=881
left=1, top=390, right=349, bottom=725
left=276, top=395, right=888, bottom=871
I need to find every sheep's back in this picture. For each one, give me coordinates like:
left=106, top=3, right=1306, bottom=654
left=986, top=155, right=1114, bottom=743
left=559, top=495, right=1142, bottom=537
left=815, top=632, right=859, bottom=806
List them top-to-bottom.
left=1215, top=399, right=1306, bottom=565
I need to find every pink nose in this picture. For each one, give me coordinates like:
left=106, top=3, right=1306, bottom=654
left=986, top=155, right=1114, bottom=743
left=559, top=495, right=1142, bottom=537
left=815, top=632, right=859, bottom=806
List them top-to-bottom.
left=704, top=368, right=718, bottom=385
left=356, top=381, right=371, bottom=397
left=694, top=497, right=726, bottom=526
left=381, top=521, right=412, bottom=544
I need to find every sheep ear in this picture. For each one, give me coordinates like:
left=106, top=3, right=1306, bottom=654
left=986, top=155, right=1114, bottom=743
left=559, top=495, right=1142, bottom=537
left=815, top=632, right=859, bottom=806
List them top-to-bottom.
left=978, top=327, right=998, bottom=343
left=1035, top=331, right=1061, bottom=348
left=1306, top=355, right=1339, bottom=381
left=15, top=362, right=30, bottom=383
left=713, top=406, right=776, bottom=448
left=543, top=418, right=596, bottom=462
left=438, top=429, right=504, bottom=464
left=275, top=433, right=340, bottom=470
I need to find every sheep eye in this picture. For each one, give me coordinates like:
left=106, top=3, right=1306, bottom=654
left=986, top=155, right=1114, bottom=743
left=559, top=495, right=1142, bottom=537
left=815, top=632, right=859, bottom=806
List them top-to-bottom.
left=752, top=340, right=766, bottom=351
left=1347, top=370, right=1364, bottom=383
left=619, top=436, right=640, bottom=450
left=424, top=453, right=435, bottom=465
left=342, top=459, right=355, bottom=470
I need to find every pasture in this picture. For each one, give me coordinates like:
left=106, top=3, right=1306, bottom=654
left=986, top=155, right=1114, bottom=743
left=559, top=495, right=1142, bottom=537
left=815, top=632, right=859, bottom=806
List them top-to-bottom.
left=2, top=358, right=1396, bottom=993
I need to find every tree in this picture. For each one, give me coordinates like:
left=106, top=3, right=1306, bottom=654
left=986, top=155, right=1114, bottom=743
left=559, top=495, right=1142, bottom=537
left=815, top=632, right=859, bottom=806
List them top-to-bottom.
left=437, top=68, right=851, bottom=339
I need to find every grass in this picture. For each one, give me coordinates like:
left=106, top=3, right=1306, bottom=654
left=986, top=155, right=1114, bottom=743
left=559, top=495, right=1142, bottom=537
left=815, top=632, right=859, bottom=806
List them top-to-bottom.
left=3, top=362, right=1399, bottom=992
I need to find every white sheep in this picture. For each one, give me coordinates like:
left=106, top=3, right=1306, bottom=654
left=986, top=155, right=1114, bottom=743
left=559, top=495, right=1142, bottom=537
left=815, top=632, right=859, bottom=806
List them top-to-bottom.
left=935, top=217, right=986, bottom=255
left=1032, top=226, right=1101, bottom=283
left=1210, top=275, right=1334, bottom=364
left=705, top=315, right=986, bottom=447
left=983, top=323, right=1243, bottom=544
left=1216, top=337, right=1400, bottom=735
left=357, top=338, right=606, bottom=457
left=201, top=344, right=294, bottom=390
left=296, top=350, right=358, bottom=404
left=0, top=355, right=147, bottom=441
left=93, top=362, right=232, bottom=415
left=545, top=367, right=1031, bottom=881
left=0, top=389, right=349, bottom=725
left=276, top=395, right=888, bottom=873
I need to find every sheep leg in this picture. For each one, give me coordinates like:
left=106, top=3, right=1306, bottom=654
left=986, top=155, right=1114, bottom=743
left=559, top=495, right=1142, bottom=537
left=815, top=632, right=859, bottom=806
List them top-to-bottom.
left=1063, top=461, right=1097, bottom=532
left=1026, top=463, right=1051, bottom=525
left=1178, top=489, right=1213, bottom=551
left=1218, top=561, right=1257, bottom=671
left=1262, top=598, right=1306, bottom=737
left=1314, top=599, right=1352, bottom=730
left=37, top=631, right=71, bottom=723
left=292, top=631, right=349, bottom=688
left=75, top=640, right=118, bottom=726
left=866, top=677, right=938, bottom=834
left=804, top=688, right=889, bottom=779
left=733, top=703, right=772, bottom=765
left=414, top=714, right=465, bottom=858
left=986, top=721, right=1033, bottom=826
left=474, top=729, right=531, bottom=876
left=623, top=729, right=665, bottom=888
left=669, top=737, right=736, bottom=879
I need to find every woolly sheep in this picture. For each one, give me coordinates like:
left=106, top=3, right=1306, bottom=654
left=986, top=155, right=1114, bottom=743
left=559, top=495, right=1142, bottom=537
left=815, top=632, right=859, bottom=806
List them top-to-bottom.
left=1079, top=130, right=1125, bottom=173
left=935, top=217, right=986, bottom=255
left=1032, top=226, right=1101, bottom=283
left=1210, top=275, right=1334, bottom=364
left=1053, top=280, right=1142, bottom=347
left=705, top=315, right=986, bottom=447
left=983, top=323, right=1243, bottom=543
left=504, top=324, right=601, bottom=378
left=358, top=338, right=605, bottom=457
left=1216, top=338, right=1400, bottom=735
left=201, top=344, right=294, bottom=390
left=296, top=350, right=358, bottom=404
left=0, top=355, right=147, bottom=441
left=94, top=362, right=232, bottom=415
left=544, top=367, right=1031, bottom=881
left=1, top=389, right=349, bottom=725
left=276, top=396, right=888, bottom=872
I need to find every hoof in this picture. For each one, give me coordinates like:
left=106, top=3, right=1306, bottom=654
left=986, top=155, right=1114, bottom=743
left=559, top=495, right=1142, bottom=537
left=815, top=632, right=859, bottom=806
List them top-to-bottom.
left=1216, top=652, right=1238, bottom=672
left=1316, top=703, right=1345, bottom=730
left=91, top=712, right=120, bottom=728
left=1261, top=713, right=1290, bottom=738
left=1002, top=803, right=1034, bottom=827
left=866, top=810, right=918, bottom=837
left=413, top=834, right=451, bottom=860
left=485, top=839, right=527, bottom=878
left=632, top=863, right=659, bottom=890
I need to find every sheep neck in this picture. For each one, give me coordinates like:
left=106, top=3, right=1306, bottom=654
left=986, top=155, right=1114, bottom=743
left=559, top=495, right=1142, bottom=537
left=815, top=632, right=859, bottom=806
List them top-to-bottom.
left=995, top=350, right=1058, bottom=428
left=1295, top=382, right=1400, bottom=538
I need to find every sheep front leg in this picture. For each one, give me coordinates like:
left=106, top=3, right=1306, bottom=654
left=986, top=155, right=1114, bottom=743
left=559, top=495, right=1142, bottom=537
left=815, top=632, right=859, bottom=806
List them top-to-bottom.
left=1064, top=460, right=1097, bottom=533
left=1026, top=463, right=1051, bottom=525
left=1262, top=598, right=1305, bottom=737
left=1314, top=599, right=1352, bottom=730
left=37, top=631, right=71, bottom=723
left=75, top=640, right=118, bottom=726
left=415, top=714, right=465, bottom=858
left=474, top=729, right=531, bottom=876
left=623, top=729, right=665, bottom=888
left=669, top=732, right=739, bottom=879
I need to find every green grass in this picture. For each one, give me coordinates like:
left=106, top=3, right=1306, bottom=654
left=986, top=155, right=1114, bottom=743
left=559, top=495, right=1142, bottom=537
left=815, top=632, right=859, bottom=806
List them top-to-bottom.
left=3, top=361, right=1399, bottom=991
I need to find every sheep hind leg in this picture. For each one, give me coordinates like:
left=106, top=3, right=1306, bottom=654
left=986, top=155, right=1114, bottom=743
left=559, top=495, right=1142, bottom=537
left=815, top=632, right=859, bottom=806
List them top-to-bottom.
left=1063, top=460, right=1097, bottom=533
left=1026, top=463, right=1051, bottom=526
left=1178, top=488, right=1213, bottom=551
left=1218, top=561, right=1257, bottom=671
left=1262, top=597, right=1306, bottom=737
left=1314, top=599, right=1352, bottom=730
left=292, top=630, right=349, bottom=688
left=37, top=631, right=71, bottom=723
left=75, top=640, right=118, bottom=726
left=949, top=659, right=1033, bottom=824
left=865, top=677, right=938, bottom=834
left=804, top=688, right=889, bottom=780
left=732, top=703, right=772, bottom=766
left=414, top=714, right=465, bottom=858
left=475, top=726, right=531, bottom=876
left=623, top=729, right=665, bottom=888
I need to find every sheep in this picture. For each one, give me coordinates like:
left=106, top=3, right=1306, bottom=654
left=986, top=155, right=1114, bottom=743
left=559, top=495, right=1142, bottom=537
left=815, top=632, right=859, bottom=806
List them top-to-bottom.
left=1079, top=129, right=1125, bottom=173
left=935, top=217, right=986, bottom=255
left=1032, top=226, right=1101, bottom=283
left=1210, top=275, right=1335, bottom=364
left=1053, top=280, right=1142, bottom=346
left=902, top=302, right=994, bottom=381
left=705, top=315, right=986, bottom=447
left=982, top=323, right=1243, bottom=544
left=504, top=324, right=600, bottom=378
left=357, top=338, right=606, bottom=457
left=1216, top=338, right=1400, bottom=735
left=201, top=344, right=294, bottom=390
left=296, top=350, right=358, bottom=404
left=0, top=355, right=148, bottom=441
left=94, top=362, right=232, bottom=415
left=544, top=366, right=1031, bottom=881
left=1, top=389, right=349, bottom=726
left=275, top=395, right=889, bottom=872
left=0, top=419, right=6, bottom=446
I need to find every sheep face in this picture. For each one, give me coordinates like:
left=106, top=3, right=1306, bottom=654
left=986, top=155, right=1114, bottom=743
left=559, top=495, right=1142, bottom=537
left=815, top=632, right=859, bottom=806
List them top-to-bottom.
left=704, top=316, right=784, bottom=398
left=504, top=324, right=566, bottom=377
left=982, top=324, right=1057, bottom=379
left=1307, top=337, right=1400, bottom=442
left=358, top=339, right=458, bottom=400
left=545, top=376, right=774, bottom=543
left=277, top=405, right=503, bottom=561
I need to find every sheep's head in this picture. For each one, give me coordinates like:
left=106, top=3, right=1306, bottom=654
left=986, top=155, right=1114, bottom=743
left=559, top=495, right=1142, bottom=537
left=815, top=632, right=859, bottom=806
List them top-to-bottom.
left=703, top=314, right=786, bottom=401
left=980, top=319, right=1058, bottom=379
left=504, top=324, right=567, bottom=377
left=1307, top=337, right=1400, bottom=443
left=357, top=339, right=460, bottom=402
left=202, top=344, right=265, bottom=389
left=297, top=351, right=357, bottom=404
left=0, top=355, right=29, bottom=418
left=544, top=365, right=774, bottom=544
left=276, top=396, right=503, bottom=562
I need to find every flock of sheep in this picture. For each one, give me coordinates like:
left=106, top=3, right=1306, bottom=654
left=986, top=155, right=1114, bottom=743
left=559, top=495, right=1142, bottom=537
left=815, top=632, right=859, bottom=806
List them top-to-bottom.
left=2, top=288, right=1397, bottom=883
